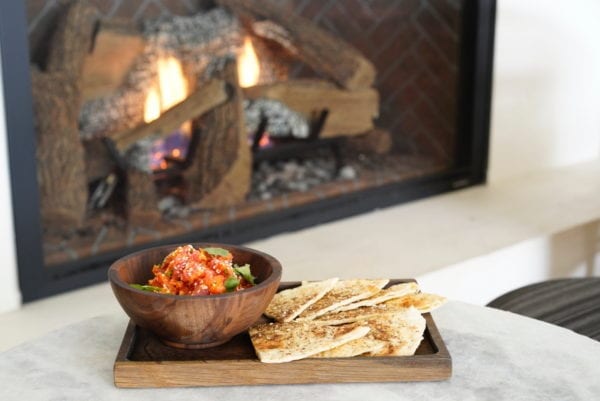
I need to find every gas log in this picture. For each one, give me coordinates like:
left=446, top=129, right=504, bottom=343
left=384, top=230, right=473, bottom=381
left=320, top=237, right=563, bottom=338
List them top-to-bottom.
left=32, top=0, right=97, bottom=231
left=32, top=0, right=384, bottom=239
left=45, top=0, right=98, bottom=77
left=218, top=0, right=376, bottom=90
left=79, top=8, right=240, bottom=141
left=81, top=20, right=146, bottom=102
left=248, top=34, right=292, bottom=85
left=81, top=52, right=232, bottom=223
left=185, top=58, right=251, bottom=207
left=32, top=70, right=89, bottom=231
left=115, top=78, right=232, bottom=222
left=109, top=79, right=230, bottom=153
left=243, top=80, right=379, bottom=138
left=84, top=138, right=117, bottom=183
left=125, top=167, right=162, bottom=225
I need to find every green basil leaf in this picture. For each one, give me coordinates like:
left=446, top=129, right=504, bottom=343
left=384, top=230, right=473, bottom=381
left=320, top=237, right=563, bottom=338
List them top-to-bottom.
left=204, top=247, right=231, bottom=257
left=233, top=264, right=255, bottom=285
left=224, top=276, right=240, bottom=292
left=130, top=284, right=163, bottom=293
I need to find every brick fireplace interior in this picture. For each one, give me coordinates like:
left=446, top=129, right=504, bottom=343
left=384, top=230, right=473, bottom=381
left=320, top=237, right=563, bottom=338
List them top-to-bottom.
left=0, top=0, right=494, bottom=301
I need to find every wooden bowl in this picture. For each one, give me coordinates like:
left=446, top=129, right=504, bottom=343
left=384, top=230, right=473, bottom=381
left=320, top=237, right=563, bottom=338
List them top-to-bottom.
left=108, top=243, right=282, bottom=349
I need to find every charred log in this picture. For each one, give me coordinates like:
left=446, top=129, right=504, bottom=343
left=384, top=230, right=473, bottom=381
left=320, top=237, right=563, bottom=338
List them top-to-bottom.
left=32, top=0, right=97, bottom=232
left=46, top=0, right=98, bottom=77
left=219, top=0, right=376, bottom=90
left=79, top=8, right=240, bottom=140
left=81, top=20, right=146, bottom=101
left=185, top=57, right=251, bottom=207
left=109, top=79, right=229, bottom=153
left=243, top=80, right=378, bottom=138
left=125, top=168, right=162, bottom=225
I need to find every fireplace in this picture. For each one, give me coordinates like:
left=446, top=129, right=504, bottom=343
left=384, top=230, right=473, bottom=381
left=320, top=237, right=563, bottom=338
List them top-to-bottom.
left=0, top=0, right=495, bottom=302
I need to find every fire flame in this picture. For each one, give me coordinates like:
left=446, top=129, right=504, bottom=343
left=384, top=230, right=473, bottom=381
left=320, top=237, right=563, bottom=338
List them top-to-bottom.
left=238, top=37, right=260, bottom=88
left=143, top=56, right=190, bottom=170
left=144, top=56, right=189, bottom=123
left=158, top=57, right=188, bottom=110
left=144, top=87, right=161, bottom=123
left=259, top=132, right=272, bottom=148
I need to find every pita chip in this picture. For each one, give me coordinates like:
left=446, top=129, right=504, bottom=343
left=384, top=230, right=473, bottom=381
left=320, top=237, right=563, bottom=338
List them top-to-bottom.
left=264, top=278, right=338, bottom=322
left=296, top=279, right=389, bottom=321
left=333, top=282, right=420, bottom=313
left=385, top=292, right=447, bottom=313
left=312, top=300, right=414, bottom=326
left=312, top=307, right=426, bottom=358
left=365, top=307, right=426, bottom=356
left=249, top=321, right=370, bottom=363
left=311, top=336, right=387, bottom=358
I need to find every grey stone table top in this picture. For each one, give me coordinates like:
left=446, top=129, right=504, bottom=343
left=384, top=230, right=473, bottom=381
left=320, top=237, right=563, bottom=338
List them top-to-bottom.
left=1, top=301, right=599, bottom=401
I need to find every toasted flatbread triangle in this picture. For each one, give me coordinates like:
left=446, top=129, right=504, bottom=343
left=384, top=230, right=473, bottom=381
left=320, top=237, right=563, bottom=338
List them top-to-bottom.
left=264, top=278, right=339, bottom=322
left=296, top=279, right=389, bottom=321
left=333, top=282, right=420, bottom=313
left=385, top=292, right=447, bottom=313
left=311, top=301, right=411, bottom=325
left=365, top=307, right=426, bottom=356
left=312, top=308, right=426, bottom=358
left=249, top=322, right=370, bottom=363
left=311, top=337, right=387, bottom=358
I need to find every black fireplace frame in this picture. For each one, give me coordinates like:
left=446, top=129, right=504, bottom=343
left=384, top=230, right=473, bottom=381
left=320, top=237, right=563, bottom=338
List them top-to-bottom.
left=0, top=0, right=495, bottom=302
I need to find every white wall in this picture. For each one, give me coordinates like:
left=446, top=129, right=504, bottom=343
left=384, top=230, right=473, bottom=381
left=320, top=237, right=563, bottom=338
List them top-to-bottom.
left=489, top=0, right=600, bottom=182
left=0, top=42, right=22, bottom=313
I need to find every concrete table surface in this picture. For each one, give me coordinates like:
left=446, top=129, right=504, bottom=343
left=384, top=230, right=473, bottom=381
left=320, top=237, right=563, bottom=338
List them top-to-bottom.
left=1, top=301, right=599, bottom=400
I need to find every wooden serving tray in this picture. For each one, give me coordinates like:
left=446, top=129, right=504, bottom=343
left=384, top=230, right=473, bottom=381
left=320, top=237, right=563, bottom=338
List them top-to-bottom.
left=114, top=280, right=452, bottom=387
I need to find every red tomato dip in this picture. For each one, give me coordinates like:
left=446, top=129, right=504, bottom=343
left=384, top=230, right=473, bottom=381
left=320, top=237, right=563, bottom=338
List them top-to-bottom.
left=146, top=245, right=254, bottom=295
